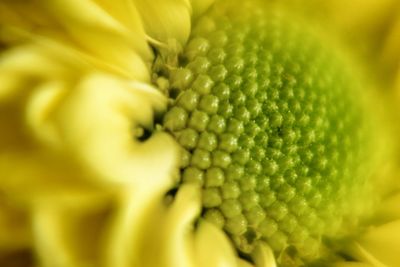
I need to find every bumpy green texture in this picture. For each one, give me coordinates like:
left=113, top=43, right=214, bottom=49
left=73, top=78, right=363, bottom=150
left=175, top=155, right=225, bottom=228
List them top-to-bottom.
left=160, top=1, right=373, bottom=264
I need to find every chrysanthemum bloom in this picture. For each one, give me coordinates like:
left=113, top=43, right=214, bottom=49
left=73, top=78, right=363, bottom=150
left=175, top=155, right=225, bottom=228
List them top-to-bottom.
left=0, top=1, right=400, bottom=267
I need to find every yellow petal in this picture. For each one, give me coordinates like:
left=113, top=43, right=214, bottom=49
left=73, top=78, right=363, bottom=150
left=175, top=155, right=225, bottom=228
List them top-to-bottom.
left=39, top=0, right=152, bottom=81
left=91, top=0, right=148, bottom=40
left=132, top=0, right=191, bottom=47
left=190, top=0, right=216, bottom=19
left=325, top=0, right=398, bottom=33
left=0, top=1, right=55, bottom=34
left=380, top=9, right=400, bottom=77
left=0, top=43, right=76, bottom=103
left=0, top=44, right=72, bottom=79
left=27, top=73, right=178, bottom=186
left=26, top=81, right=68, bottom=147
left=105, top=184, right=200, bottom=267
left=157, top=184, right=201, bottom=267
left=32, top=191, right=113, bottom=267
left=374, top=191, right=400, bottom=223
left=0, top=196, right=30, bottom=252
left=194, top=220, right=239, bottom=267
left=352, top=220, right=400, bottom=266
left=252, top=243, right=277, bottom=267
left=332, top=262, right=374, bottom=267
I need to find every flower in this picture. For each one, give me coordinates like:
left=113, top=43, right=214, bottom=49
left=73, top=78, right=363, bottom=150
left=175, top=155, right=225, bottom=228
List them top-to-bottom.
left=0, top=1, right=399, bottom=267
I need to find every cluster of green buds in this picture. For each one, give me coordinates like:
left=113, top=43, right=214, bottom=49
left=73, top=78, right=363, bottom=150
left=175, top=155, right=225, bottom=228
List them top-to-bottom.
left=157, top=0, right=375, bottom=265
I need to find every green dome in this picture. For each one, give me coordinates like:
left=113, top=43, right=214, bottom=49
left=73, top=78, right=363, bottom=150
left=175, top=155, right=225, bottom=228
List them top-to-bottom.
left=157, top=0, right=375, bottom=264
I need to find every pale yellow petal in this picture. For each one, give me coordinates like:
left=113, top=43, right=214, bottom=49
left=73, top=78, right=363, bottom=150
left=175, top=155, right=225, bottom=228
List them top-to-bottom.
left=39, top=0, right=152, bottom=81
left=91, top=0, right=147, bottom=40
left=132, top=0, right=191, bottom=48
left=190, top=0, right=216, bottom=19
left=325, top=0, right=398, bottom=33
left=0, top=1, right=55, bottom=34
left=380, top=9, right=400, bottom=75
left=0, top=43, right=75, bottom=102
left=0, top=44, right=71, bottom=79
left=37, top=73, right=178, bottom=185
left=26, top=81, right=68, bottom=147
left=0, top=151, right=98, bottom=203
left=105, top=184, right=199, bottom=267
left=158, top=184, right=200, bottom=267
left=104, top=188, right=165, bottom=267
left=32, top=191, right=113, bottom=267
left=374, top=191, right=400, bottom=223
left=0, top=196, right=30, bottom=252
left=194, top=220, right=239, bottom=267
left=352, top=220, right=400, bottom=267
left=252, top=243, right=277, bottom=267
left=237, top=259, right=255, bottom=267
left=332, top=262, right=374, bottom=267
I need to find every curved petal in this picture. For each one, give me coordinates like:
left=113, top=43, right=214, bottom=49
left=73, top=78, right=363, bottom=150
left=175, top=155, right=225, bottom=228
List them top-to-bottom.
left=39, top=0, right=152, bottom=81
left=132, top=0, right=191, bottom=48
left=190, top=0, right=216, bottom=19
left=0, top=1, right=55, bottom=34
left=380, top=8, right=400, bottom=77
left=0, top=42, right=79, bottom=103
left=40, top=73, right=178, bottom=186
left=104, top=184, right=200, bottom=267
left=157, top=184, right=200, bottom=267
left=32, top=191, right=113, bottom=267
left=373, top=191, right=400, bottom=223
left=0, top=196, right=30, bottom=252
left=194, top=220, right=239, bottom=267
left=351, top=220, right=400, bottom=267
left=252, top=243, right=277, bottom=267
left=332, top=262, right=374, bottom=267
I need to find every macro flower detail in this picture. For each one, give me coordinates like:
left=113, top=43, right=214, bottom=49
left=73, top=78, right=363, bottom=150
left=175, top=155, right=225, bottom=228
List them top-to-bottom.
left=0, top=1, right=400, bottom=267
left=158, top=1, right=379, bottom=265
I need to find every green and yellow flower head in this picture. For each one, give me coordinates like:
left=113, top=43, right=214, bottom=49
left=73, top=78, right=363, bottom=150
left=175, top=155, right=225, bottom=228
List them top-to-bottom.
left=0, top=1, right=400, bottom=267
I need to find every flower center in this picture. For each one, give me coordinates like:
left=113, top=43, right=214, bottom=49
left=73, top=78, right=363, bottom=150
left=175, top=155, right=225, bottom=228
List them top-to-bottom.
left=156, top=0, right=374, bottom=264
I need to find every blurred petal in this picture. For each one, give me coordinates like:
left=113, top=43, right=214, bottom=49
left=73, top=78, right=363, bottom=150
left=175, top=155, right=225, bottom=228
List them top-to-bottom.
left=39, top=0, right=152, bottom=81
left=132, top=0, right=191, bottom=47
left=190, top=0, right=216, bottom=19
left=325, top=0, right=398, bottom=33
left=0, top=1, right=55, bottom=34
left=381, top=12, right=400, bottom=80
left=32, top=73, right=178, bottom=186
left=26, top=81, right=68, bottom=146
left=105, top=184, right=200, bottom=267
left=157, top=184, right=200, bottom=267
left=32, top=191, right=113, bottom=267
left=374, top=191, right=400, bottom=223
left=0, top=196, right=30, bottom=252
left=194, top=220, right=238, bottom=267
left=351, top=220, right=400, bottom=267
left=252, top=243, right=277, bottom=267
left=332, top=262, right=374, bottom=267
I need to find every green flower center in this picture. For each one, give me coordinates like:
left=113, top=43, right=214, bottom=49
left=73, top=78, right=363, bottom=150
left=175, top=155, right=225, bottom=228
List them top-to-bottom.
left=156, top=1, right=374, bottom=265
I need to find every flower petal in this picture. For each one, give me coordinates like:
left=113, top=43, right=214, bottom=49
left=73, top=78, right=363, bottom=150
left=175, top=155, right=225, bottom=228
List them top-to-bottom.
left=38, top=0, right=152, bottom=81
left=132, top=0, right=191, bottom=47
left=190, top=0, right=216, bottom=19
left=380, top=8, right=400, bottom=77
left=29, top=73, right=178, bottom=186
left=105, top=184, right=200, bottom=267
left=32, top=191, right=113, bottom=267
left=374, top=191, right=400, bottom=223
left=0, top=196, right=30, bottom=252
left=194, top=220, right=239, bottom=267
left=352, top=220, right=400, bottom=266
left=252, top=243, right=277, bottom=267
left=332, top=262, right=374, bottom=267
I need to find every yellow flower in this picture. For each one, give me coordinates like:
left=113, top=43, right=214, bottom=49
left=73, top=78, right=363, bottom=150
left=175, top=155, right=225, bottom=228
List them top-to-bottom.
left=0, top=1, right=399, bottom=267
